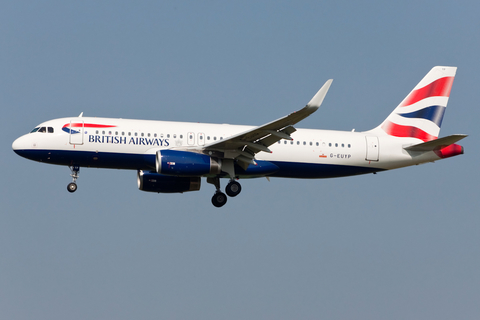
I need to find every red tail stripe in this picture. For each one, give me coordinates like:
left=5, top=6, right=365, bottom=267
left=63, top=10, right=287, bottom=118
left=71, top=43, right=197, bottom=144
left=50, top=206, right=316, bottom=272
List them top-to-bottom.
left=400, top=76, right=454, bottom=107
left=382, top=120, right=437, bottom=142
left=434, top=144, right=464, bottom=159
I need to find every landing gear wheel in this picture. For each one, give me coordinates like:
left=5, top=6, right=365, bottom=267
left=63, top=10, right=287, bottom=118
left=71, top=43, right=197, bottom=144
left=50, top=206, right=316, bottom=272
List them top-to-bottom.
left=225, top=180, right=242, bottom=197
left=67, top=182, right=77, bottom=193
left=212, top=191, right=227, bottom=208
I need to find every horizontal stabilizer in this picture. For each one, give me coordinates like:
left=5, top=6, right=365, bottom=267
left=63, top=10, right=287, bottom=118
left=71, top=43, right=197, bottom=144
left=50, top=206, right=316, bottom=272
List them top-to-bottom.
left=404, top=134, right=467, bottom=151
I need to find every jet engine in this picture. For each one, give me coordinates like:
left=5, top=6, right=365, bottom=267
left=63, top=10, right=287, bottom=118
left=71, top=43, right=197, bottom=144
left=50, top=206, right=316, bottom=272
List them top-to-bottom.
left=156, top=150, right=221, bottom=176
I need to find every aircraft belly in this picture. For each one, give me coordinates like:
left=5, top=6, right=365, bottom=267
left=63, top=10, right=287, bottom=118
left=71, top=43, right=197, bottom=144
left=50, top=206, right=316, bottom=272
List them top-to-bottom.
left=258, top=141, right=380, bottom=178
left=269, top=161, right=384, bottom=178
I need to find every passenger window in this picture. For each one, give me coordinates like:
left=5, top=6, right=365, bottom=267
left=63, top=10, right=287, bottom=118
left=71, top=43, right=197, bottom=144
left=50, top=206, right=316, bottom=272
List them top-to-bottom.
left=180, top=134, right=183, bottom=139
left=348, top=144, right=351, bottom=148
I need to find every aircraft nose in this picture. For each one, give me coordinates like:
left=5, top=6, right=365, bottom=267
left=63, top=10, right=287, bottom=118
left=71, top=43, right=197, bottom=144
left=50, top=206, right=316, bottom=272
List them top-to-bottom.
left=12, top=135, right=30, bottom=156
left=12, top=136, right=22, bottom=152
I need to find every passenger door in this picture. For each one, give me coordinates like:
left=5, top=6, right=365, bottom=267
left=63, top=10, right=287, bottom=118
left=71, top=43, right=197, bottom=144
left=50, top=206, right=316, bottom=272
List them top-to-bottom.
left=69, top=121, right=84, bottom=145
left=365, top=136, right=379, bottom=161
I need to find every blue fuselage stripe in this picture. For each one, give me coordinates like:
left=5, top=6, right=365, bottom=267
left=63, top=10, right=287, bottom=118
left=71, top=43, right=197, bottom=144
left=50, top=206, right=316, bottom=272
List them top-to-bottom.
left=13, top=149, right=383, bottom=178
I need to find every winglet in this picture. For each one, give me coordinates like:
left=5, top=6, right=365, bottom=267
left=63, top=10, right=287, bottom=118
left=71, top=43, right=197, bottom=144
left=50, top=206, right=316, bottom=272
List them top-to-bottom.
left=307, top=79, right=333, bottom=108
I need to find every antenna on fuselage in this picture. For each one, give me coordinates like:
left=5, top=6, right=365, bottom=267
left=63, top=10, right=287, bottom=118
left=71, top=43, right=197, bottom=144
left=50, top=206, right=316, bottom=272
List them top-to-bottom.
left=78, top=112, right=84, bottom=117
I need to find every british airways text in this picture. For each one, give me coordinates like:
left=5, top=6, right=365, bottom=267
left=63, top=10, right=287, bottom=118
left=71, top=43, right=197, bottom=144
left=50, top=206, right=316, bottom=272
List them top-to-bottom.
left=88, top=135, right=170, bottom=146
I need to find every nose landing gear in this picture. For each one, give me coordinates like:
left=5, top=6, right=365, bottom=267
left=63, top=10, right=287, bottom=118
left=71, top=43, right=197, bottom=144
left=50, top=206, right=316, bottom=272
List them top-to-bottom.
left=67, top=165, right=80, bottom=193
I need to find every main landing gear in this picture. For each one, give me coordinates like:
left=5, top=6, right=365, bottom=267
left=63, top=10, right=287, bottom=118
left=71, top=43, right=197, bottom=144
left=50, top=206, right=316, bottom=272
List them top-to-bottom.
left=67, top=165, right=80, bottom=193
left=207, top=177, right=242, bottom=208
left=225, top=180, right=241, bottom=197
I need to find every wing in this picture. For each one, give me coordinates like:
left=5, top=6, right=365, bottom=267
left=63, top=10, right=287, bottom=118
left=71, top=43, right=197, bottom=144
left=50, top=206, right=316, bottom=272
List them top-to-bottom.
left=199, top=79, right=333, bottom=169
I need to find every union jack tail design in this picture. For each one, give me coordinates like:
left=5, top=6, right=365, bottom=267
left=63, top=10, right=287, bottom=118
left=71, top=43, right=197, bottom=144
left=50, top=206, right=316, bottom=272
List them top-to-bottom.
left=378, top=66, right=456, bottom=142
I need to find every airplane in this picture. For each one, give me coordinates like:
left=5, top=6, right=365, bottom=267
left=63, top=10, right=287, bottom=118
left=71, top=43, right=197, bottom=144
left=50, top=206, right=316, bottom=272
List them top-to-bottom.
left=12, top=66, right=467, bottom=207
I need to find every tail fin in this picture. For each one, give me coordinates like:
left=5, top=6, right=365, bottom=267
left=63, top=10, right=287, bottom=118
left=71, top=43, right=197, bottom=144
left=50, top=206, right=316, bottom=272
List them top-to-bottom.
left=375, top=66, right=457, bottom=142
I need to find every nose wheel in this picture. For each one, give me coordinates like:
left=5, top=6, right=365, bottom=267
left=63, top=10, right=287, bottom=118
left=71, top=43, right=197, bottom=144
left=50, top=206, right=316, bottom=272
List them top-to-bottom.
left=67, top=165, right=80, bottom=193
left=67, top=182, right=78, bottom=193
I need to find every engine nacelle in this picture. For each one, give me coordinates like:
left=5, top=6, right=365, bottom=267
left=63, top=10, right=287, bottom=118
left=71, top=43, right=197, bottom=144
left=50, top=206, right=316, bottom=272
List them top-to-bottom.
left=156, top=150, right=221, bottom=176
left=137, top=170, right=201, bottom=193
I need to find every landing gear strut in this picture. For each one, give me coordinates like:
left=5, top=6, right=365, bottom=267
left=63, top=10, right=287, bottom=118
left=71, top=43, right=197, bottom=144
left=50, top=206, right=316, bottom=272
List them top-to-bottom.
left=67, top=165, right=80, bottom=193
left=207, top=177, right=242, bottom=207
left=207, top=177, right=227, bottom=207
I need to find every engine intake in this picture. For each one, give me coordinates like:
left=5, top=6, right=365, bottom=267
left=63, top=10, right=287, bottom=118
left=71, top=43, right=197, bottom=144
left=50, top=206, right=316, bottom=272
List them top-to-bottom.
left=156, top=150, right=221, bottom=176
left=137, top=170, right=201, bottom=193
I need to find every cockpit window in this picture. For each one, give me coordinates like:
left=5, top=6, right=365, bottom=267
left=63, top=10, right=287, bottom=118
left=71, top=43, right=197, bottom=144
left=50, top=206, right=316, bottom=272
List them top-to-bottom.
left=30, top=126, right=54, bottom=133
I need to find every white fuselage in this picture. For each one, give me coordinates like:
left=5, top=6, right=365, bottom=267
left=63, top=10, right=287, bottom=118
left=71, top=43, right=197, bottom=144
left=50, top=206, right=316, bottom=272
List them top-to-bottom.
left=12, top=116, right=443, bottom=179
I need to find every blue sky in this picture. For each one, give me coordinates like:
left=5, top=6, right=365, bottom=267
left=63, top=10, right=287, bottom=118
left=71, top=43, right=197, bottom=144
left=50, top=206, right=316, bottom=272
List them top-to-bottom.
left=1, top=1, right=479, bottom=319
